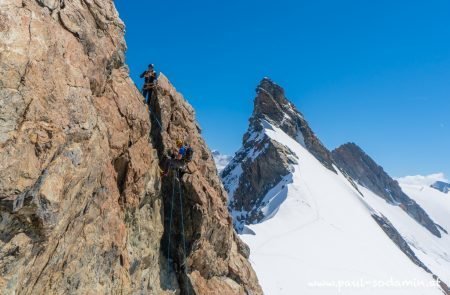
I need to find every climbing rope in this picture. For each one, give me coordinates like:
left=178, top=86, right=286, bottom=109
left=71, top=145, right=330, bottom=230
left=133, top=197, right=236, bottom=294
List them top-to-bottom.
left=142, top=84, right=163, bottom=130
left=149, top=107, right=163, bottom=130
left=166, top=169, right=190, bottom=294
left=177, top=171, right=190, bottom=294
left=167, top=172, right=176, bottom=273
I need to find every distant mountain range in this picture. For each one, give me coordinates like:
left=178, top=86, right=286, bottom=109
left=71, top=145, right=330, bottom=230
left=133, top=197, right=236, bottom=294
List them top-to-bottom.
left=212, top=150, right=233, bottom=173
left=431, top=181, right=450, bottom=194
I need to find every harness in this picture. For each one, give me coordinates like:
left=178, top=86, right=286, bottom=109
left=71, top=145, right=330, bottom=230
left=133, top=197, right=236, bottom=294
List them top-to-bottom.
left=143, top=71, right=156, bottom=90
left=143, top=82, right=155, bottom=90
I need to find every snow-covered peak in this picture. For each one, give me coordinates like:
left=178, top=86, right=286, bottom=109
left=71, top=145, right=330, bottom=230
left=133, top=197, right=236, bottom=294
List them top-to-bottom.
left=252, top=78, right=334, bottom=169
left=253, top=78, right=304, bottom=137
left=222, top=79, right=449, bottom=294
left=223, top=79, right=338, bottom=232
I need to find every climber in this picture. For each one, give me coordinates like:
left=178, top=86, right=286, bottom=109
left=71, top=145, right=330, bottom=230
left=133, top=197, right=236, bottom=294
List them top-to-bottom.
left=140, top=64, right=157, bottom=104
left=161, top=139, right=194, bottom=177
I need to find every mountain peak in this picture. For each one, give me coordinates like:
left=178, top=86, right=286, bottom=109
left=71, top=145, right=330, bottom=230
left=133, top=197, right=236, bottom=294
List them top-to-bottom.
left=258, top=76, right=281, bottom=91
left=253, top=77, right=293, bottom=126
left=257, top=77, right=284, bottom=96
left=251, top=78, right=335, bottom=172
left=222, top=80, right=337, bottom=231
left=338, top=142, right=362, bottom=150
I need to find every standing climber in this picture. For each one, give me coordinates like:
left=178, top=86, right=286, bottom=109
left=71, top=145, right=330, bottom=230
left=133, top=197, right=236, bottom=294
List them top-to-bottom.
left=140, top=64, right=157, bottom=104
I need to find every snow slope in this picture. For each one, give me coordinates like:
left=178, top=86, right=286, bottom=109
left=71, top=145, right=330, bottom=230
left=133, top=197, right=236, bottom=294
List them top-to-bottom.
left=240, top=122, right=442, bottom=294
left=399, top=181, right=450, bottom=231
left=401, top=182, right=450, bottom=280
left=358, top=184, right=450, bottom=289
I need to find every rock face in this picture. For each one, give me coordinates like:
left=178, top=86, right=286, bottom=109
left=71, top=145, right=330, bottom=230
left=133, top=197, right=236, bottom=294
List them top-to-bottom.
left=0, top=0, right=260, bottom=294
left=0, top=0, right=166, bottom=293
left=150, top=75, right=262, bottom=295
left=222, top=78, right=334, bottom=231
left=252, top=78, right=335, bottom=172
left=332, top=143, right=443, bottom=237
left=431, top=181, right=450, bottom=194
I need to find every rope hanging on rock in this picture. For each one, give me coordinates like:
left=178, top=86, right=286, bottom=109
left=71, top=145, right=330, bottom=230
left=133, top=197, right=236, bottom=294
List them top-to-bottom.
left=144, top=84, right=162, bottom=130
left=149, top=107, right=163, bottom=130
left=166, top=170, right=190, bottom=294
left=177, top=171, right=190, bottom=294
left=167, top=172, right=176, bottom=272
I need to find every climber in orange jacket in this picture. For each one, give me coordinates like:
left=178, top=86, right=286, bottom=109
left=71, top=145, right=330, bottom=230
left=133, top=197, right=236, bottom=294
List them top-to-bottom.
left=140, top=64, right=157, bottom=104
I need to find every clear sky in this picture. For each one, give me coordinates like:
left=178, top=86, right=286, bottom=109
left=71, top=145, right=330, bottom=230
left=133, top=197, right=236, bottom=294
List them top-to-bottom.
left=115, top=0, right=450, bottom=178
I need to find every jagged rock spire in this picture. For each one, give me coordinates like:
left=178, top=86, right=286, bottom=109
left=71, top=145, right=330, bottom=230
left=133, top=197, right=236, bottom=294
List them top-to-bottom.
left=250, top=77, right=335, bottom=172
left=253, top=77, right=291, bottom=123
left=223, top=78, right=336, bottom=232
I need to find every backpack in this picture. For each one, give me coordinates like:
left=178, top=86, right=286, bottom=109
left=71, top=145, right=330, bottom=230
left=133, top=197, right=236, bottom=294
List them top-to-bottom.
left=184, top=147, right=194, bottom=162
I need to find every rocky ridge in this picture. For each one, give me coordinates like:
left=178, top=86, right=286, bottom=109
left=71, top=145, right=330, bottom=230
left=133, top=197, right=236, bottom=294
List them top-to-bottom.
left=0, top=0, right=260, bottom=294
left=149, top=75, right=261, bottom=294
left=222, top=78, right=334, bottom=231
left=251, top=78, right=335, bottom=172
left=332, top=143, right=444, bottom=237
left=332, top=144, right=450, bottom=292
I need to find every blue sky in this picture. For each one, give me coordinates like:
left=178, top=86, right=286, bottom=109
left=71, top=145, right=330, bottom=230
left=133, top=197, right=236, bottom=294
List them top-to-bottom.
left=115, top=0, right=450, bottom=178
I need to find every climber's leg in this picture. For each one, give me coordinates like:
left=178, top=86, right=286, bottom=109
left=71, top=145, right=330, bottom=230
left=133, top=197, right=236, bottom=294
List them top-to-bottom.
left=142, top=89, right=149, bottom=104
